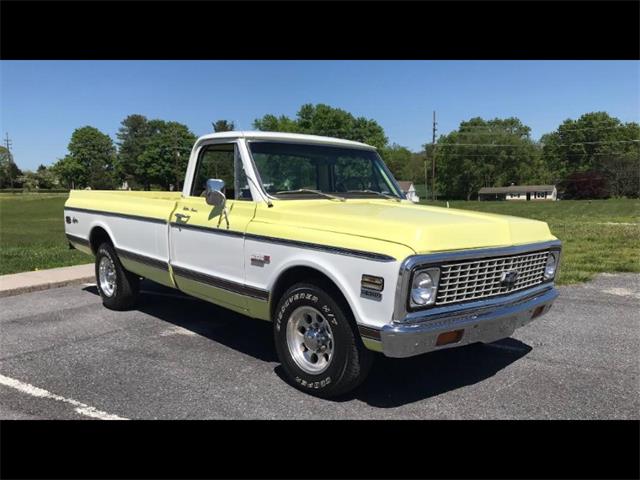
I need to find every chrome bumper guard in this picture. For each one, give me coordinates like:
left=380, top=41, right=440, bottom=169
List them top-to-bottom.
left=380, top=285, right=558, bottom=358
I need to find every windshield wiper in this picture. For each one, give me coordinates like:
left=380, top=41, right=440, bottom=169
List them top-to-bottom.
left=275, top=189, right=346, bottom=202
left=347, top=189, right=402, bottom=202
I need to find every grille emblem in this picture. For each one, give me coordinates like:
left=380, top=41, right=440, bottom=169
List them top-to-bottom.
left=500, top=270, right=519, bottom=288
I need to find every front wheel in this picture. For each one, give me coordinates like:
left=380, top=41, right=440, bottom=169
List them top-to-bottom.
left=95, top=242, right=140, bottom=311
left=273, top=281, right=373, bottom=398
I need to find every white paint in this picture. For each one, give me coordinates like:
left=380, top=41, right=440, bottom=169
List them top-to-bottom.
left=66, top=132, right=405, bottom=330
left=602, top=287, right=640, bottom=299
left=159, top=326, right=197, bottom=337
left=0, top=373, right=127, bottom=420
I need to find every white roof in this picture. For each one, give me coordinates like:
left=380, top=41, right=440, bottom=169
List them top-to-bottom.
left=195, top=131, right=377, bottom=150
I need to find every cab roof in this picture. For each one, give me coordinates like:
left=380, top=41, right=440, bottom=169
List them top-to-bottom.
left=195, top=131, right=377, bottom=150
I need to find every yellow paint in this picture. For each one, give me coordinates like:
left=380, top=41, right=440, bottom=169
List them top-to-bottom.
left=66, top=190, right=181, bottom=223
left=66, top=192, right=555, bottom=261
left=173, top=197, right=256, bottom=231
left=249, top=199, right=557, bottom=256
left=70, top=241, right=93, bottom=256
left=120, top=257, right=175, bottom=288
left=173, top=273, right=270, bottom=320
left=362, top=338, right=384, bottom=353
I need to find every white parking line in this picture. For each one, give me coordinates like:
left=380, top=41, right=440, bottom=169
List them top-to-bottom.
left=0, top=373, right=127, bottom=420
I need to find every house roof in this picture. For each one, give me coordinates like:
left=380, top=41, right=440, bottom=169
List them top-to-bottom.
left=195, top=131, right=376, bottom=150
left=397, top=181, right=415, bottom=192
left=478, top=185, right=556, bottom=195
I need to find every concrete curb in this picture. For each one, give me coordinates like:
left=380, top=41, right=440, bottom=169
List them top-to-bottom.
left=0, top=264, right=95, bottom=298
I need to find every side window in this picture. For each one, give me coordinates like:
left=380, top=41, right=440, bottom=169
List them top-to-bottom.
left=190, top=143, right=251, bottom=200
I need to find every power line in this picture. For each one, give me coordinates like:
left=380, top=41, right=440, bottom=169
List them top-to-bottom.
left=455, top=119, right=632, bottom=130
left=453, top=126, right=630, bottom=136
left=437, top=140, right=639, bottom=147
left=436, top=152, right=639, bottom=157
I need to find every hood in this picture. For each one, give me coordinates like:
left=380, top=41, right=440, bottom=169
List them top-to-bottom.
left=257, top=199, right=556, bottom=254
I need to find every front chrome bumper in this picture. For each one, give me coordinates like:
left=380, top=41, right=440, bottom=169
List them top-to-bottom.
left=380, top=285, right=558, bottom=358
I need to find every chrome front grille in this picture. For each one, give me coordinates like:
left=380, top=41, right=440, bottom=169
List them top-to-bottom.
left=435, top=250, right=550, bottom=305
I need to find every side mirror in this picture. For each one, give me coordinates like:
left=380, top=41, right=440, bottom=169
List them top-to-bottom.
left=205, top=178, right=226, bottom=209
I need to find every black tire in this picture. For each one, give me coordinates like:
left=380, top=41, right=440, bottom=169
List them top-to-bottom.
left=95, top=242, right=140, bottom=311
left=273, top=280, right=374, bottom=398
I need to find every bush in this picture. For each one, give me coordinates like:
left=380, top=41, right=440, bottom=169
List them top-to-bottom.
left=560, top=171, right=610, bottom=200
left=0, top=188, right=70, bottom=194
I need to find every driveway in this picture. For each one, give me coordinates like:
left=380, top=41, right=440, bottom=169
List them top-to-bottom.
left=0, top=273, right=638, bottom=419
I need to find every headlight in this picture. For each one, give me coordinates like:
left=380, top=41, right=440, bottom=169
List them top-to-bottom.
left=544, top=252, right=558, bottom=280
left=410, top=268, right=440, bottom=307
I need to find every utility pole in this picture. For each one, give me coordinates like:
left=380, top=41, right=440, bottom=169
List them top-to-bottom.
left=431, top=111, right=437, bottom=201
left=4, top=133, right=14, bottom=188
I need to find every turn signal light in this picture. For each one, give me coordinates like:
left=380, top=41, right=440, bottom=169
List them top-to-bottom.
left=361, top=274, right=384, bottom=291
left=436, top=329, right=464, bottom=346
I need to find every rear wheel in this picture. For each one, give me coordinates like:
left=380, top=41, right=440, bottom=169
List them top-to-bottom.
left=95, top=242, right=139, bottom=310
left=273, top=281, right=373, bottom=398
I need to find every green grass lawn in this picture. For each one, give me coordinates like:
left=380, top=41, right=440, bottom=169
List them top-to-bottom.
left=0, top=193, right=89, bottom=275
left=1, top=193, right=638, bottom=285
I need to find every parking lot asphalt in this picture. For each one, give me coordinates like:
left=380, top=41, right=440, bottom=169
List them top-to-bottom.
left=0, top=273, right=638, bottom=419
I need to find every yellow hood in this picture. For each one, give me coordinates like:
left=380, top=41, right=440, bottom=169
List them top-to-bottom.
left=256, top=199, right=556, bottom=254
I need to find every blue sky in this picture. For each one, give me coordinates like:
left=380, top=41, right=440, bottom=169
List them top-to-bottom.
left=1, top=60, right=639, bottom=170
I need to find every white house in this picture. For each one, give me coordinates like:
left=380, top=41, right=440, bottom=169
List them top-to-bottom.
left=397, top=181, right=420, bottom=203
left=478, top=185, right=558, bottom=201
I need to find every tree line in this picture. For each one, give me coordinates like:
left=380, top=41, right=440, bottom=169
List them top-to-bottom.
left=1, top=105, right=637, bottom=199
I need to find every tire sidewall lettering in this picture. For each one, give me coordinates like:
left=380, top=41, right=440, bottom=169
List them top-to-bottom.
left=275, top=288, right=342, bottom=391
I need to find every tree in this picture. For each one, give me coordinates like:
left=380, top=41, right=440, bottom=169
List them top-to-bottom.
left=254, top=103, right=388, bottom=149
left=541, top=112, right=639, bottom=197
left=115, top=114, right=152, bottom=188
left=115, top=115, right=197, bottom=190
left=434, top=117, right=542, bottom=200
left=212, top=120, right=235, bottom=132
left=136, top=121, right=196, bottom=190
left=52, top=126, right=116, bottom=189
left=379, top=144, right=413, bottom=180
left=0, top=145, right=22, bottom=188
left=52, top=155, right=85, bottom=189
left=35, top=164, right=56, bottom=189
left=561, top=171, right=610, bottom=199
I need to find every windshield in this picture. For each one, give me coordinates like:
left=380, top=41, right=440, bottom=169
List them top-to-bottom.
left=248, top=141, right=404, bottom=200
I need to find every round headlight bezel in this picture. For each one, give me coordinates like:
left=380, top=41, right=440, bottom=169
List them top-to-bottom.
left=544, top=252, right=558, bottom=280
left=409, top=268, right=440, bottom=308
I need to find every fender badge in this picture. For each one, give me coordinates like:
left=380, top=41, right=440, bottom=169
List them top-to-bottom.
left=250, top=254, right=271, bottom=267
left=361, top=288, right=382, bottom=301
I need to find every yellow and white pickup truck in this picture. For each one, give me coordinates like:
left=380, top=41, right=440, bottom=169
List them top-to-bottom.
left=64, top=131, right=561, bottom=397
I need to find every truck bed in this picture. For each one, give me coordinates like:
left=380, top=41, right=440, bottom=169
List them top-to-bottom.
left=64, top=189, right=182, bottom=288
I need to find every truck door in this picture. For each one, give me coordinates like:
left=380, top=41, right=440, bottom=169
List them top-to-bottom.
left=169, top=141, right=257, bottom=313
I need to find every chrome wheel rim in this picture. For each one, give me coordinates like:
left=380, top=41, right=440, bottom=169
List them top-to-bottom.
left=98, top=255, right=116, bottom=297
left=286, top=306, right=334, bottom=374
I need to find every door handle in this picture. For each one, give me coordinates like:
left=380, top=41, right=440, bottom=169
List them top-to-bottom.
left=175, top=213, right=190, bottom=221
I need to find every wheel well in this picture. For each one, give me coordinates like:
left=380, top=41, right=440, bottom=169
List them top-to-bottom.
left=89, top=227, right=113, bottom=254
left=270, top=266, right=354, bottom=321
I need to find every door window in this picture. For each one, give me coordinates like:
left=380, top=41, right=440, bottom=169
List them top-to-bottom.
left=190, top=143, right=251, bottom=200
